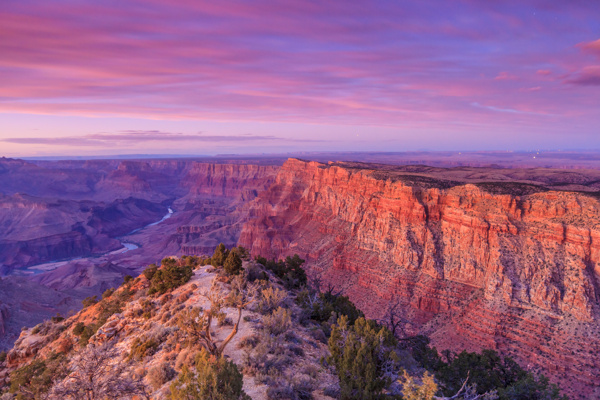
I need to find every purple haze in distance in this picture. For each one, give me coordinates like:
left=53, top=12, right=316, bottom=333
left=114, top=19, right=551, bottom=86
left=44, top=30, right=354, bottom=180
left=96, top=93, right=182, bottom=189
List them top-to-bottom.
left=0, top=0, right=599, bottom=156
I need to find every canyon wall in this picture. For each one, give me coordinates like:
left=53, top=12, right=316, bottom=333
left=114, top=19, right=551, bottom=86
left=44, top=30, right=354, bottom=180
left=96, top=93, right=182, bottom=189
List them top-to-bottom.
left=240, top=158, right=600, bottom=398
left=0, top=159, right=278, bottom=349
left=175, top=163, right=279, bottom=255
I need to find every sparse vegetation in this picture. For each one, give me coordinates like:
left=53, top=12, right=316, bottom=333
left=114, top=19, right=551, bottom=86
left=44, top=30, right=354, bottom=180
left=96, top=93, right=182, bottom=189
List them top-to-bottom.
left=0, top=250, right=570, bottom=400
left=255, top=254, right=307, bottom=290
left=148, top=260, right=193, bottom=295
left=176, top=276, right=256, bottom=357
left=256, top=286, right=287, bottom=314
left=82, top=295, right=98, bottom=308
left=262, top=307, right=292, bottom=336
left=327, top=316, right=397, bottom=400
left=128, top=337, right=160, bottom=361
left=50, top=342, right=149, bottom=399
left=169, top=348, right=251, bottom=400
left=9, top=352, right=68, bottom=399
left=147, top=362, right=176, bottom=389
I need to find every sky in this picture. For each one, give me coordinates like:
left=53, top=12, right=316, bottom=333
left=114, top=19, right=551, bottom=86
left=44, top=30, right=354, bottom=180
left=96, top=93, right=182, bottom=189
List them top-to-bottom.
left=1, top=0, right=599, bottom=157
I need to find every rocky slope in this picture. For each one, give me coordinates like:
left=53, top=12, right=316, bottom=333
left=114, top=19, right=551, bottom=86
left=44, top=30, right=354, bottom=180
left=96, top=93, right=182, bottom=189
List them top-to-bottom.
left=240, top=158, right=600, bottom=398
left=0, top=260, right=335, bottom=399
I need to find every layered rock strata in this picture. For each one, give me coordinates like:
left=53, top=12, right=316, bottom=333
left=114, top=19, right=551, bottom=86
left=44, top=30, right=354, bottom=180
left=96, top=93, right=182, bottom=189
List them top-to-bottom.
left=240, top=158, right=600, bottom=398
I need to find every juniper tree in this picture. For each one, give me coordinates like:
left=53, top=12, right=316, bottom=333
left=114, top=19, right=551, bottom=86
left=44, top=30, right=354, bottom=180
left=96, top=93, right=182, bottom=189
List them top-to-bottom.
left=223, top=251, right=243, bottom=276
left=327, top=316, right=397, bottom=400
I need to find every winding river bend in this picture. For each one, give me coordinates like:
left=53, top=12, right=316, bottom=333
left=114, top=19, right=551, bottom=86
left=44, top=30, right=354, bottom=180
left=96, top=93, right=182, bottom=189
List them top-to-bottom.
left=19, top=206, right=174, bottom=275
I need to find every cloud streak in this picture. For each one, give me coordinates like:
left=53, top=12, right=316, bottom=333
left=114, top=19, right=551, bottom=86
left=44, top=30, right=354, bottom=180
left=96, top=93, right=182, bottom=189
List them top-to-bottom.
left=1, top=131, right=323, bottom=147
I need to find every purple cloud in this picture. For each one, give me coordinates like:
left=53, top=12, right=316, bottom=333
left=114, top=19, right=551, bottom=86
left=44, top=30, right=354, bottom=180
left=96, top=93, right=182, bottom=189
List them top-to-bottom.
left=0, top=0, right=599, bottom=148
left=565, top=66, right=600, bottom=86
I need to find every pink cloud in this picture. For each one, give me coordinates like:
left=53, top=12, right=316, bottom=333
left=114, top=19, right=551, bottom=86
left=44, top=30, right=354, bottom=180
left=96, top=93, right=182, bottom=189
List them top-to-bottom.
left=0, top=0, right=598, bottom=148
left=579, top=38, right=600, bottom=56
left=565, top=65, right=600, bottom=86
left=494, top=72, right=518, bottom=80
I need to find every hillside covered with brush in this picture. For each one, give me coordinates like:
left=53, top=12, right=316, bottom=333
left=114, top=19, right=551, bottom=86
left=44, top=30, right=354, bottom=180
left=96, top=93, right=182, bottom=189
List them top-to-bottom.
left=0, top=246, right=568, bottom=400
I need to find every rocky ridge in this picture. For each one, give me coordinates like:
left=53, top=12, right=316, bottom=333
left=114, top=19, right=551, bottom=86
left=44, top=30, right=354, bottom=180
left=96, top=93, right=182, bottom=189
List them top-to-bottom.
left=0, top=260, right=335, bottom=399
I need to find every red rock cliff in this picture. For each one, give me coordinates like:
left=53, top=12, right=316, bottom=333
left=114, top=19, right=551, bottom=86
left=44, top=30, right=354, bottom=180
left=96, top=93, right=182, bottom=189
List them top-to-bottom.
left=240, top=158, right=600, bottom=398
left=181, top=163, right=279, bottom=199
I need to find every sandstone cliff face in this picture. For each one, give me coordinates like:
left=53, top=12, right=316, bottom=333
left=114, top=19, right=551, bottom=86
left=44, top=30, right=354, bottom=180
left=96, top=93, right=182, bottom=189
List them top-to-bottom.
left=240, top=158, right=600, bottom=398
left=171, top=163, right=279, bottom=255
left=180, top=163, right=279, bottom=199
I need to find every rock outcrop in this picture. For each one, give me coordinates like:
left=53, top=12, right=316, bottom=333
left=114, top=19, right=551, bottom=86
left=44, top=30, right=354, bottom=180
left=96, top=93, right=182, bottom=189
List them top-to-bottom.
left=240, top=158, right=600, bottom=398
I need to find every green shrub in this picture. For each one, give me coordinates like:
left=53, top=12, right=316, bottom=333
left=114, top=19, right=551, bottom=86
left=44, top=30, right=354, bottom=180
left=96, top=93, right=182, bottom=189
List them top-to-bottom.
left=211, top=243, right=229, bottom=267
left=232, top=246, right=249, bottom=260
left=224, top=251, right=243, bottom=276
left=255, top=254, right=307, bottom=290
left=182, top=255, right=201, bottom=268
left=162, top=257, right=178, bottom=267
left=148, top=263, right=193, bottom=295
left=144, top=264, right=159, bottom=280
left=123, top=274, right=134, bottom=284
left=296, top=287, right=364, bottom=329
left=102, top=288, right=115, bottom=299
left=81, top=295, right=98, bottom=308
left=262, top=307, right=292, bottom=336
left=50, top=313, right=64, bottom=323
left=328, top=316, right=397, bottom=400
left=72, top=322, right=85, bottom=336
left=31, top=324, right=42, bottom=335
left=79, top=325, right=96, bottom=347
left=128, top=337, right=159, bottom=361
left=406, top=337, right=568, bottom=400
left=169, top=348, right=251, bottom=400
left=0, top=351, right=6, bottom=363
left=9, top=352, right=67, bottom=399
left=500, top=374, right=567, bottom=400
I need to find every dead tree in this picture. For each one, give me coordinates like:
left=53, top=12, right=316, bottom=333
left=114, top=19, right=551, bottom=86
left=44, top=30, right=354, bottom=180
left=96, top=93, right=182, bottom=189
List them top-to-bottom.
left=178, top=277, right=256, bottom=357
left=378, top=296, right=412, bottom=338
left=50, top=341, right=149, bottom=400
left=402, top=371, right=498, bottom=400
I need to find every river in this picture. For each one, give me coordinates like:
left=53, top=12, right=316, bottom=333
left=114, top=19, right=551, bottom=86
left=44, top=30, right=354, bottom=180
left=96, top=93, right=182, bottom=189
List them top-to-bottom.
left=19, top=206, right=174, bottom=275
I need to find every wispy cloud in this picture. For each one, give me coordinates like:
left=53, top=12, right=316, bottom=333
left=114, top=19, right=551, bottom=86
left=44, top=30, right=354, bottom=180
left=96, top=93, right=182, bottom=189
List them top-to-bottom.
left=0, top=0, right=598, bottom=146
left=578, top=38, right=600, bottom=57
left=565, top=66, right=600, bottom=86
left=494, top=72, right=518, bottom=81
left=470, top=102, right=551, bottom=116
left=1, top=131, right=323, bottom=147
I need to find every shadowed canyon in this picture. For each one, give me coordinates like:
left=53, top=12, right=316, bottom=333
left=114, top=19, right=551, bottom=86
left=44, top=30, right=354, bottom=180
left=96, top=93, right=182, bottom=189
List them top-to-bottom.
left=1, top=154, right=600, bottom=398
